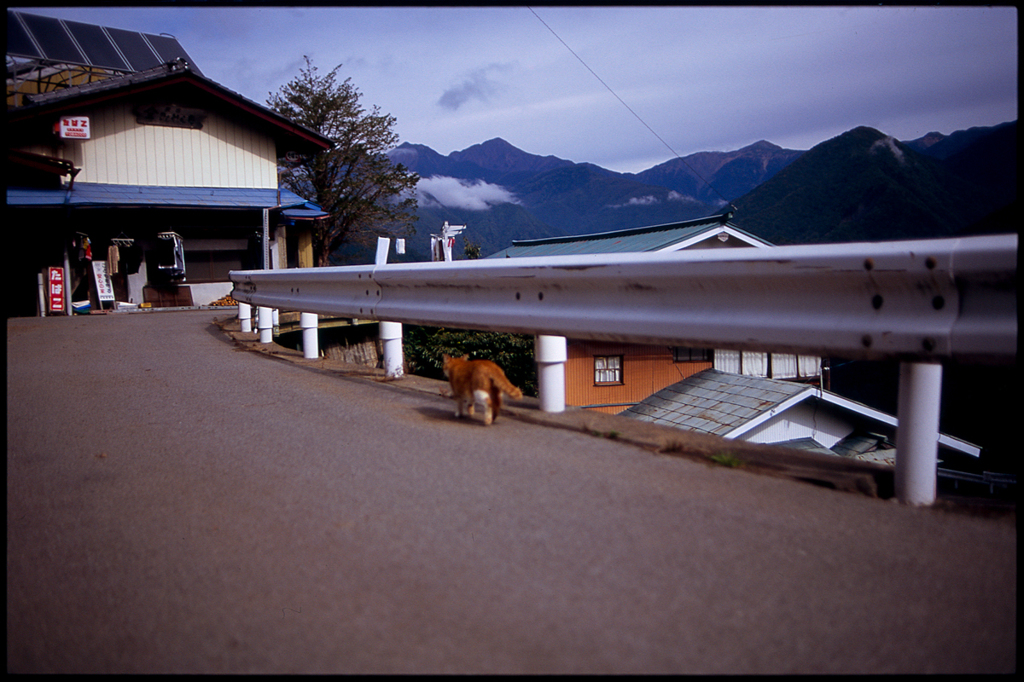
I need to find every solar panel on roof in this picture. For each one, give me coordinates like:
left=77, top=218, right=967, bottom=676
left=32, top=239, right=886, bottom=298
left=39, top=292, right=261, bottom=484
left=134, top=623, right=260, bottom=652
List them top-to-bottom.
left=7, top=10, right=201, bottom=76
left=6, top=13, right=42, bottom=58
left=19, top=13, right=84, bottom=64
left=63, top=20, right=130, bottom=71
left=105, top=27, right=161, bottom=71
left=147, top=33, right=200, bottom=73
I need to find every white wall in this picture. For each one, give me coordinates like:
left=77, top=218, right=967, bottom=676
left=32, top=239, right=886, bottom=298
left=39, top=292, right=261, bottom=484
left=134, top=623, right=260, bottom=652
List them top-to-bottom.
left=23, top=102, right=278, bottom=188
left=741, top=401, right=853, bottom=448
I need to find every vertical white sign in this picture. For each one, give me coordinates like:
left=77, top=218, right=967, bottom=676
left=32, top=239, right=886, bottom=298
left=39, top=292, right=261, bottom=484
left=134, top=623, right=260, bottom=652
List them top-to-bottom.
left=92, top=261, right=115, bottom=302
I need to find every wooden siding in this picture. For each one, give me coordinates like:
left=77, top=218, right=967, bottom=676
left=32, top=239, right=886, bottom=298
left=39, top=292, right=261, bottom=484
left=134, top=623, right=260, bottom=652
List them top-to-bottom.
left=21, top=101, right=277, bottom=188
left=566, top=340, right=711, bottom=414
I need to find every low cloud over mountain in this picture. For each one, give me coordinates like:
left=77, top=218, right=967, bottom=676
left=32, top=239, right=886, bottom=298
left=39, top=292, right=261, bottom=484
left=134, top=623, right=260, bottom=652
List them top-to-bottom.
left=416, top=176, right=520, bottom=211
left=608, top=190, right=701, bottom=209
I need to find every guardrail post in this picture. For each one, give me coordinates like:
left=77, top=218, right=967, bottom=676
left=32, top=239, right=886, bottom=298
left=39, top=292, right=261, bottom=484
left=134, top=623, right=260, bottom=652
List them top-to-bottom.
left=375, top=237, right=404, bottom=378
left=238, top=302, right=252, bottom=333
left=257, top=306, right=273, bottom=344
left=300, top=312, right=319, bottom=359
left=380, top=321, right=404, bottom=378
left=535, top=334, right=567, bottom=413
left=895, top=361, right=943, bottom=505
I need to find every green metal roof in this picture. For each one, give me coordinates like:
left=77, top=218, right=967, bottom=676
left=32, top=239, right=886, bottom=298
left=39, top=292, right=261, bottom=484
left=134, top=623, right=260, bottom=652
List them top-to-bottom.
left=486, top=211, right=772, bottom=258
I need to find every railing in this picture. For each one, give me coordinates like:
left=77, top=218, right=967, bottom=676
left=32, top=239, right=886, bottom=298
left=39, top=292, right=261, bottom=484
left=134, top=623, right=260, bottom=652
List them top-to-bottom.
left=230, top=234, right=1017, bottom=504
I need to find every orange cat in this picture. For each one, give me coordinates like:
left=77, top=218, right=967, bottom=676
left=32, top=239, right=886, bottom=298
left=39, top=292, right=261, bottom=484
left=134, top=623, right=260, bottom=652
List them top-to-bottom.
left=442, top=354, right=523, bottom=425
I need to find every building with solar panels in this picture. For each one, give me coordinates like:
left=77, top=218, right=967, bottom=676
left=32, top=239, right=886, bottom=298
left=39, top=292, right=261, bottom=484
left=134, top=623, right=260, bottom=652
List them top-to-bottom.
left=6, top=10, right=331, bottom=316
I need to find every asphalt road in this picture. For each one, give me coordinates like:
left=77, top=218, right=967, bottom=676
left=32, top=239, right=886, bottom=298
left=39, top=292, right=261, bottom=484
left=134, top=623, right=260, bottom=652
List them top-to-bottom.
left=6, top=310, right=1016, bottom=673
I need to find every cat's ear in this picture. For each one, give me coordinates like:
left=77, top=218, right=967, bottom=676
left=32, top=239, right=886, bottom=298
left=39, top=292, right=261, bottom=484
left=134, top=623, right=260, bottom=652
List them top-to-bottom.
left=442, top=353, right=451, bottom=362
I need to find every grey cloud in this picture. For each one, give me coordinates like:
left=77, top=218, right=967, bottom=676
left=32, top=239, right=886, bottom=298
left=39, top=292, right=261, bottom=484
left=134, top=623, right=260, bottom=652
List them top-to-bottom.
left=438, top=63, right=512, bottom=111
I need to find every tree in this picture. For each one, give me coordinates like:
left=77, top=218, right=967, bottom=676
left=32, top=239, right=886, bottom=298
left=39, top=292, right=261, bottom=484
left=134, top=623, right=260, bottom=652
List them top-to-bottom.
left=268, top=57, right=419, bottom=266
left=462, top=237, right=482, bottom=260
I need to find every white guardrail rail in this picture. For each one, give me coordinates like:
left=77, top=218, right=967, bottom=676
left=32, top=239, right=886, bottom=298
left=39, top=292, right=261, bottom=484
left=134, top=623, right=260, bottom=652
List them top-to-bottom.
left=230, top=234, right=1016, bottom=364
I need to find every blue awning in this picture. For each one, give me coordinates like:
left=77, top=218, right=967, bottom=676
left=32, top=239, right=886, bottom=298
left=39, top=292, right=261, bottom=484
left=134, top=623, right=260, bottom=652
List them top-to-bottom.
left=7, top=182, right=322, bottom=212
left=281, top=202, right=329, bottom=220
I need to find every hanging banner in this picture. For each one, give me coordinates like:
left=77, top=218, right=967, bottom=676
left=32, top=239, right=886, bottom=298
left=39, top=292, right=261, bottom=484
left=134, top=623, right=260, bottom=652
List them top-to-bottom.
left=92, top=261, right=115, bottom=302
left=47, top=267, right=65, bottom=312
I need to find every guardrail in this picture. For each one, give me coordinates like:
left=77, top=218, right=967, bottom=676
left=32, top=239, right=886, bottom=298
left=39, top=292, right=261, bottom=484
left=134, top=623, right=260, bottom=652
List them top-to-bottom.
left=230, top=233, right=1016, bottom=504
left=231, top=234, right=1015, bottom=364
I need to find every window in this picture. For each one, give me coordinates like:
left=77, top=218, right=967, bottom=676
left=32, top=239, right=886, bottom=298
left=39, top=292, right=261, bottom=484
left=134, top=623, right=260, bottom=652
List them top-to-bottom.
left=673, top=347, right=712, bottom=363
left=594, top=355, right=623, bottom=384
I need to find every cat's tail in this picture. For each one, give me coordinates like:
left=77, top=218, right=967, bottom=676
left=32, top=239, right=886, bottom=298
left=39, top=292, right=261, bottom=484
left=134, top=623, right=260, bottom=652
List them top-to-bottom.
left=493, top=374, right=523, bottom=400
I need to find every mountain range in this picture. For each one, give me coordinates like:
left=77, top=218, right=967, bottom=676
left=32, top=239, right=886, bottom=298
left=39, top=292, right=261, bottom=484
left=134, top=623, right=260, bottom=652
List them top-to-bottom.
left=376, top=120, right=1015, bottom=261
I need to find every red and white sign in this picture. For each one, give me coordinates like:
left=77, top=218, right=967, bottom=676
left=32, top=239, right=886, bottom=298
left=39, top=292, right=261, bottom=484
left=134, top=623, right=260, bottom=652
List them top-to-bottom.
left=55, top=116, right=90, bottom=139
left=47, top=267, right=65, bottom=312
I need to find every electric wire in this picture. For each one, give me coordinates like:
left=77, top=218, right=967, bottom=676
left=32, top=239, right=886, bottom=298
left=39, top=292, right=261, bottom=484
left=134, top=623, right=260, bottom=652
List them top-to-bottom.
left=527, top=7, right=734, bottom=210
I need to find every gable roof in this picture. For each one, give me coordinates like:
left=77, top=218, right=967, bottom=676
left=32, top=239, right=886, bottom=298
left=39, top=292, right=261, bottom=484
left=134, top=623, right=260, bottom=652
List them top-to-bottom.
left=8, top=59, right=331, bottom=156
left=486, top=211, right=772, bottom=258
left=621, top=368, right=980, bottom=459
left=623, top=369, right=813, bottom=438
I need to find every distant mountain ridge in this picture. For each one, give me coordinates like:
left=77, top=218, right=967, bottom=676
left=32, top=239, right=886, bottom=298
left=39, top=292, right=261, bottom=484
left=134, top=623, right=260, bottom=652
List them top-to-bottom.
left=377, top=120, right=1014, bottom=261
left=731, top=124, right=1015, bottom=245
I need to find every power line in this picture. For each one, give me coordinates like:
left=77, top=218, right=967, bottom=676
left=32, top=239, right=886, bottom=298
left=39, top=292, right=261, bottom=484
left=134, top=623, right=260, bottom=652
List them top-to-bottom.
left=527, top=7, right=733, bottom=210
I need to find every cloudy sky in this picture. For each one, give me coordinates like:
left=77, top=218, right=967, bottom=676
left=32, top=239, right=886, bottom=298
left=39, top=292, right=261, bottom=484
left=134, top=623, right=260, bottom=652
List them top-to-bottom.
left=11, top=5, right=1018, bottom=174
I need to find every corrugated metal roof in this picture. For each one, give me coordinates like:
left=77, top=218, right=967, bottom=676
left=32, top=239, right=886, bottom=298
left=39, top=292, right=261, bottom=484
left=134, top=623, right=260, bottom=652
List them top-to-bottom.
left=7, top=182, right=317, bottom=211
left=486, top=211, right=771, bottom=258
left=620, top=369, right=808, bottom=437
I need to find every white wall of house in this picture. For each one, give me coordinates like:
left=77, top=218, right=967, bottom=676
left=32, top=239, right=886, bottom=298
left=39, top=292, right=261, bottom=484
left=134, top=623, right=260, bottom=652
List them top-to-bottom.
left=21, top=102, right=278, bottom=188
left=740, top=401, right=854, bottom=449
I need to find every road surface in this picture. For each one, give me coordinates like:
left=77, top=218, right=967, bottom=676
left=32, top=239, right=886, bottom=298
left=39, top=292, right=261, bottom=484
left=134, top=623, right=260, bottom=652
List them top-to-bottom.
left=6, top=311, right=1015, bottom=673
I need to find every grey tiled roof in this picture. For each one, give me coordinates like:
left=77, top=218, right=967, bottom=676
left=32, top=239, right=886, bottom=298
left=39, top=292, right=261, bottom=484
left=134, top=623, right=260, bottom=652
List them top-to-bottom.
left=620, top=369, right=810, bottom=436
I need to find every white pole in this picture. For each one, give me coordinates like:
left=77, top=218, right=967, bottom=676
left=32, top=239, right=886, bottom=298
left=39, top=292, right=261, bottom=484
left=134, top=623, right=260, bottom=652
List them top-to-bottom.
left=376, top=237, right=404, bottom=378
left=37, top=272, right=47, bottom=317
left=238, top=302, right=252, bottom=333
left=258, top=306, right=273, bottom=344
left=300, top=312, right=319, bottom=359
left=380, top=321, right=404, bottom=378
left=535, top=334, right=567, bottom=413
left=895, top=361, right=944, bottom=505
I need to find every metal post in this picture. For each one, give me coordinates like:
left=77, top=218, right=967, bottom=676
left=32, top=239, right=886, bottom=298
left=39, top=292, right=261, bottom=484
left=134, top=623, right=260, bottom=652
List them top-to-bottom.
left=376, top=237, right=404, bottom=378
left=37, top=272, right=47, bottom=317
left=238, top=302, right=252, bottom=333
left=258, top=306, right=273, bottom=344
left=300, top=312, right=319, bottom=359
left=380, top=321, right=404, bottom=378
left=535, top=335, right=567, bottom=413
left=895, top=361, right=943, bottom=505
